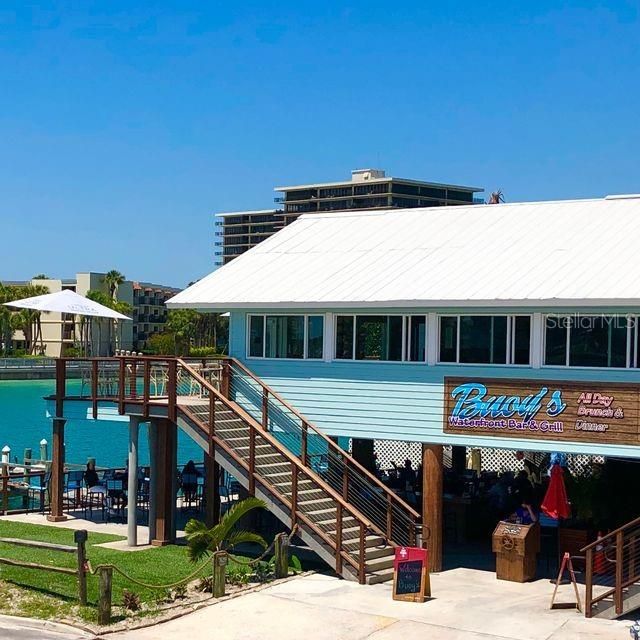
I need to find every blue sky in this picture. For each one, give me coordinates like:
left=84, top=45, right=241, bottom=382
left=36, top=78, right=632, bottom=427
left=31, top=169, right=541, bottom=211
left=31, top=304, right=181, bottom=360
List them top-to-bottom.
left=1, top=1, right=639, bottom=287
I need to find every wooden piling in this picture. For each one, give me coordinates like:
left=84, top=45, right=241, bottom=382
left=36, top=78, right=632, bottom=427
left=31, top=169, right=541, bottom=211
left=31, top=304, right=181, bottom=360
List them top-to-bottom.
left=74, top=530, right=88, bottom=606
left=274, top=533, right=290, bottom=579
left=212, top=551, right=227, bottom=598
left=97, top=566, right=113, bottom=625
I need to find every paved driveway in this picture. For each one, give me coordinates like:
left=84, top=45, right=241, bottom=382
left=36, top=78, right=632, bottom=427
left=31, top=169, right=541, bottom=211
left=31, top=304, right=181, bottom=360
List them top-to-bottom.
left=110, top=569, right=629, bottom=640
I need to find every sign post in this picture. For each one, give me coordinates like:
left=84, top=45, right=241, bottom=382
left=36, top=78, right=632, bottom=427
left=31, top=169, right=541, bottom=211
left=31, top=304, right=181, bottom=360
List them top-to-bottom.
left=392, top=546, right=430, bottom=603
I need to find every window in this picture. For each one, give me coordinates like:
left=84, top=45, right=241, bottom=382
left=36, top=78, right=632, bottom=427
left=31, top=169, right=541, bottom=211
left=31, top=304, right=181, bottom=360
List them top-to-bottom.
left=248, top=315, right=323, bottom=359
left=335, top=315, right=426, bottom=361
left=406, top=315, right=426, bottom=362
left=438, top=315, right=531, bottom=365
left=545, top=315, right=631, bottom=368
left=307, top=316, right=324, bottom=359
left=335, top=316, right=354, bottom=360
left=355, top=316, right=402, bottom=361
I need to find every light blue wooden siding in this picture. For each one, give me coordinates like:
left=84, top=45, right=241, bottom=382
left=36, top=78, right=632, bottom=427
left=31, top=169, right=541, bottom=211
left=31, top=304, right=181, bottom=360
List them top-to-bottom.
left=229, top=312, right=640, bottom=459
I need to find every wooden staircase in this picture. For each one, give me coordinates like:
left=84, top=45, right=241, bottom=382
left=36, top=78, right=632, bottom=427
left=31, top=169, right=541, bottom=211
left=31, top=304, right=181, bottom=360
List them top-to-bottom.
left=52, top=355, right=422, bottom=584
left=172, top=358, right=422, bottom=584
left=583, top=516, right=640, bottom=618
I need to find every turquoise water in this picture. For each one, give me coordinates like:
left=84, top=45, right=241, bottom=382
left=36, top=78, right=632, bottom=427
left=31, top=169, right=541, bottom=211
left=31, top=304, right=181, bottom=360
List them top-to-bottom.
left=0, top=379, right=204, bottom=468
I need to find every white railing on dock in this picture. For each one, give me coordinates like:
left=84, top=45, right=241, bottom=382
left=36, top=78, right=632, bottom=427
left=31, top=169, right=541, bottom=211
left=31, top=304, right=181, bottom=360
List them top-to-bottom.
left=0, top=358, right=85, bottom=370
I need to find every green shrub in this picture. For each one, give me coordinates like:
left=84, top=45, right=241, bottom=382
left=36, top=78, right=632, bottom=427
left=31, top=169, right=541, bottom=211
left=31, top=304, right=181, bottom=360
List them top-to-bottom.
left=189, top=346, right=221, bottom=357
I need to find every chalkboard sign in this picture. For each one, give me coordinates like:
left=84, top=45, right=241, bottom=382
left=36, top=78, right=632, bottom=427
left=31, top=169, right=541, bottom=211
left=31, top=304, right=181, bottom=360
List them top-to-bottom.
left=392, top=547, right=430, bottom=603
left=395, top=560, right=423, bottom=595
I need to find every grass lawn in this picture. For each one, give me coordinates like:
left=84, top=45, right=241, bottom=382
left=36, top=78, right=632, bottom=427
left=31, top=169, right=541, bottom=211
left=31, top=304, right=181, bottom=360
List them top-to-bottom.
left=0, top=520, right=221, bottom=623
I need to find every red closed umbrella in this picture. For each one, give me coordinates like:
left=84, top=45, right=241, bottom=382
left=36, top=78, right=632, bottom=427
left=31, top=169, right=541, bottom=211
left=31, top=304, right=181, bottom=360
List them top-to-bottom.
left=541, top=464, right=571, bottom=520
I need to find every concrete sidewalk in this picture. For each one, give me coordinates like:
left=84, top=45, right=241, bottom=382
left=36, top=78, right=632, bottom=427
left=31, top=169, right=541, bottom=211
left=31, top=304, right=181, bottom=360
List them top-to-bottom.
left=111, top=570, right=629, bottom=640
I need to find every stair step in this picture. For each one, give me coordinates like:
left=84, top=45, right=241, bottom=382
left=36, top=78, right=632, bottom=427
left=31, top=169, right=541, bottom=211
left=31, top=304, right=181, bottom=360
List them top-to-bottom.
left=306, top=506, right=336, bottom=517
left=315, top=514, right=355, bottom=526
left=326, top=525, right=362, bottom=540
left=344, top=535, right=386, bottom=551
left=365, top=546, right=395, bottom=560
left=365, top=555, right=394, bottom=571
left=366, top=568, right=394, bottom=585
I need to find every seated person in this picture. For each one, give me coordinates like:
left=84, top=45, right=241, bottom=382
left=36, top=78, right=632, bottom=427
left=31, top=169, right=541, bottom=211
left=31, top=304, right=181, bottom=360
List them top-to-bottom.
left=84, top=460, right=100, bottom=488
left=509, top=491, right=538, bottom=525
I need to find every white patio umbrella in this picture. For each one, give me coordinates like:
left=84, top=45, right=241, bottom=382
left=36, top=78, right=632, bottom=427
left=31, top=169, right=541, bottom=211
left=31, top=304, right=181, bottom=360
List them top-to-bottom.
left=2, top=289, right=131, bottom=320
left=3, top=289, right=131, bottom=356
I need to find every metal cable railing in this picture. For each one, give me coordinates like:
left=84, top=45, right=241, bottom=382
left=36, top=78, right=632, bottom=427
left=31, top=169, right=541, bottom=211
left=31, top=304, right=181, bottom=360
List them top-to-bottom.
left=227, top=360, right=421, bottom=547
left=583, top=517, right=640, bottom=618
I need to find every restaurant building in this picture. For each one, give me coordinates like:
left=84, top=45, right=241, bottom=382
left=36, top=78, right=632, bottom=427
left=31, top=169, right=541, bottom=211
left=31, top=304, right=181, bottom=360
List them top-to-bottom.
left=170, top=194, right=640, bottom=599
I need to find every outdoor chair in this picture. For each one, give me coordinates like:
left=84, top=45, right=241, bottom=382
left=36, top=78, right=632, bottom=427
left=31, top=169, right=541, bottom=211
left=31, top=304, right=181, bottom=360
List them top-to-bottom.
left=150, top=364, right=168, bottom=397
left=63, top=470, right=85, bottom=510
left=27, top=471, right=51, bottom=514
left=181, top=472, right=200, bottom=511
left=105, top=479, right=126, bottom=522
left=83, top=484, right=107, bottom=521
left=219, top=485, right=231, bottom=514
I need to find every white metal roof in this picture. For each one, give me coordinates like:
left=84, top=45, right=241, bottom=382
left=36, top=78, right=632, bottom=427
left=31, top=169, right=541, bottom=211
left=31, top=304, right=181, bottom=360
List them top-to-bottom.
left=168, top=195, right=640, bottom=310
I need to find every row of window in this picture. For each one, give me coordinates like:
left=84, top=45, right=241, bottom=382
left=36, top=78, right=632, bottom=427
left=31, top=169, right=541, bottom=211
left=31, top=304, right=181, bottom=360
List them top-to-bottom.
left=246, top=314, right=640, bottom=368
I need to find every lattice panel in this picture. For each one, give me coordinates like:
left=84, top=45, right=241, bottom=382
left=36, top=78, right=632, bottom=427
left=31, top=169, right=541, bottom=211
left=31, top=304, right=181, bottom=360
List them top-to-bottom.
left=350, top=438, right=604, bottom=477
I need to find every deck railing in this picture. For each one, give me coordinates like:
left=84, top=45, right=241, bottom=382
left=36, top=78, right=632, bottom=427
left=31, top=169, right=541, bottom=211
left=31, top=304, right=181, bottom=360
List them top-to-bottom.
left=54, top=355, right=424, bottom=581
left=224, top=357, right=423, bottom=547
left=582, top=516, right=640, bottom=617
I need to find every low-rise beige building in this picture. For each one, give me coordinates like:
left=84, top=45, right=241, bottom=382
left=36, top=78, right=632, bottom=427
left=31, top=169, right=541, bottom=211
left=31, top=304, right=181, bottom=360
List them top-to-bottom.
left=6, top=273, right=179, bottom=356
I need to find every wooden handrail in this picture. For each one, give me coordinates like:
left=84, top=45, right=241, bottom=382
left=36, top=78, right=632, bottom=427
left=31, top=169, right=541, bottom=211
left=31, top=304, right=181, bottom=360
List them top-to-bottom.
left=225, top=356, right=421, bottom=522
left=176, top=359, right=386, bottom=542
left=181, top=403, right=363, bottom=575
left=581, top=515, right=640, bottom=552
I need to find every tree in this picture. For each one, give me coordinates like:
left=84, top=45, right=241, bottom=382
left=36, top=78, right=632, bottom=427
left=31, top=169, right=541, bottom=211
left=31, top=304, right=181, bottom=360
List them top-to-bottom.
left=104, top=270, right=125, bottom=301
left=32, top=274, right=49, bottom=279
left=0, top=283, right=49, bottom=355
left=85, top=290, right=132, bottom=355
left=166, top=309, right=229, bottom=352
left=185, top=497, right=267, bottom=563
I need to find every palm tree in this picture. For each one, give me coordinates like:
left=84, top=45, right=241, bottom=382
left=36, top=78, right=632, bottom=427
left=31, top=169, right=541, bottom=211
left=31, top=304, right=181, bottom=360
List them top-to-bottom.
left=488, top=189, right=505, bottom=204
left=104, top=270, right=125, bottom=301
left=86, top=290, right=112, bottom=355
left=185, top=497, right=267, bottom=563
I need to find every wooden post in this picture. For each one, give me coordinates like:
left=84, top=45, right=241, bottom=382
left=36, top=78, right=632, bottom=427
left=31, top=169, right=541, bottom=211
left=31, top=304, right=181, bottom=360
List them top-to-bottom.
left=118, top=357, right=126, bottom=414
left=55, top=358, right=66, bottom=418
left=91, top=360, right=98, bottom=419
left=143, top=360, right=151, bottom=418
left=167, top=360, right=177, bottom=422
left=221, top=361, right=230, bottom=399
left=261, top=388, right=269, bottom=429
left=47, top=418, right=67, bottom=522
left=151, top=419, right=176, bottom=545
left=148, top=421, right=157, bottom=544
left=301, top=422, right=308, bottom=466
left=248, top=426, right=255, bottom=496
left=422, top=444, right=443, bottom=573
left=23, top=448, right=32, bottom=482
left=204, top=453, right=220, bottom=527
left=342, top=461, right=349, bottom=501
left=1, top=464, right=8, bottom=515
left=291, top=464, right=298, bottom=529
left=335, top=504, right=343, bottom=575
left=358, top=523, right=366, bottom=584
left=74, top=529, right=88, bottom=606
left=615, top=530, right=624, bottom=615
left=274, top=533, right=290, bottom=579
left=585, top=547, right=594, bottom=618
left=212, top=551, right=227, bottom=597
left=97, top=566, right=113, bottom=625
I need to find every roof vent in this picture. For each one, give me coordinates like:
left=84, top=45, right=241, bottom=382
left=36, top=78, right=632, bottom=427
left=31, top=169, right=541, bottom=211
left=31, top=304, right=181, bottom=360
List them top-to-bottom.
left=605, top=194, right=640, bottom=200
